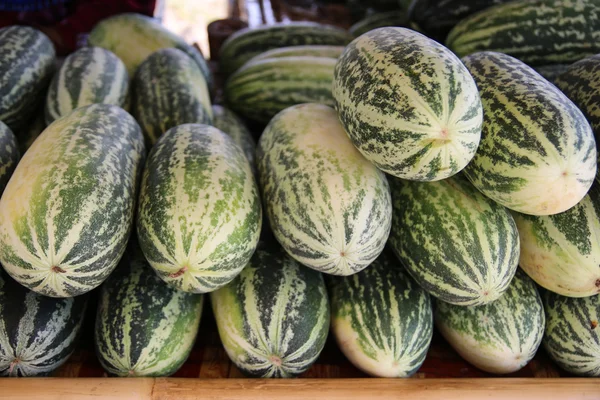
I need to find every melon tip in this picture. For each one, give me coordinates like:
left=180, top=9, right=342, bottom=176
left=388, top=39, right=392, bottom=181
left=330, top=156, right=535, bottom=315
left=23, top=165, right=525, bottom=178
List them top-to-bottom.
left=269, top=355, right=283, bottom=367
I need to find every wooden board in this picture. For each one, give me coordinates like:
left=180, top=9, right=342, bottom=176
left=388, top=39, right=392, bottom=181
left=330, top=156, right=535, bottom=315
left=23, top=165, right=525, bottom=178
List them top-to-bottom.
left=1, top=378, right=599, bottom=400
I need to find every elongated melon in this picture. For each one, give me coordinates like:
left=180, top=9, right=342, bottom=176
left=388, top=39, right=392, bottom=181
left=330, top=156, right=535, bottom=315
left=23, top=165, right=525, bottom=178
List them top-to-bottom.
left=332, top=27, right=483, bottom=181
left=45, top=47, right=129, bottom=125
left=462, top=51, right=596, bottom=215
left=257, top=103, right=391, bottom=276
left=0, top=104, right=145, bottom=297
left=0, top=122, right=19, bottom=195
left=137, top=124, right=261, bottom=293
left=388, top=174, right=520, bottom=306
left=211, top=241, right=329, bottom=377
left=95, top=243, right=203, bottom=376
left=329, top=251, right=432, bottom=377
left=0, top=270, right=87, bottom=376
left=435, top=270, right=545, bottom=374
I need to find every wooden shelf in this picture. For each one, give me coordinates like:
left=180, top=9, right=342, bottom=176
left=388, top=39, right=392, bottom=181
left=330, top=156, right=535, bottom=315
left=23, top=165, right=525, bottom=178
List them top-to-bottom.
left=1, top=378, right=599, bottom=400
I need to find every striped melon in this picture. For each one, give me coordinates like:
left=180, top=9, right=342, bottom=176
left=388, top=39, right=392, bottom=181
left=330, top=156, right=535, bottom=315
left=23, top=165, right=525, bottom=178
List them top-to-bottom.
left=411, top=0, right=511, bottom=41
left=446, top=0, right=600, bottom=67
left=349, top=11, right=411, bottom=38
left=88, top=13, right=212, bottom=88
left=219, top=22, right=352, bottom=77
left=0, top=26, right=55, bottom=132
left=332, top=27, right=483, bottom=181
left=247, top=45, right=345, bottom=64
left=45, top=47, right=129, bottom=125
left=133, top=48, right=212, bottom=146
left=462, top=51, right=597, bottom=216
left=555, top=54, right=600, bottom=143
left=225, top=56, right=336, bottom=124
left=257, top=103, right=391, bottom=276
left=0, top=104, right=145, bottom=297
left=211, top=105, right=256, bottom=175
left=0, top=122, right=19, bottom=195
left=137, top=124, right=261, bottom=293
left=388, top=174, right=520, bottom=306
left=512, top=179, right=600, bottom=297
left=210, top=241, right=329, bottom=378
left=95, top=243, right=203, bottom=377
left=329, top=251, right=433, bottom=377
left=0, top=270, right=87, bottom=377
left=435, top=270, right=545, bottom=374
left=544, top=291, right=600, bottom=376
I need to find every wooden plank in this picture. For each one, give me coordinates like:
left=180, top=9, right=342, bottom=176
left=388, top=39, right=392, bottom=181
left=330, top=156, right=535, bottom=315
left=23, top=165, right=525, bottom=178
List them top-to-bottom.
left=1, top=378, right=598, bottom=400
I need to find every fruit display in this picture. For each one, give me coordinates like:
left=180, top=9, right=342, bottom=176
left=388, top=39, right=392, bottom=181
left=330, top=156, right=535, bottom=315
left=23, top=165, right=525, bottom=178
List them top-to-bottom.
left=1, top=0, right=600, bottom=387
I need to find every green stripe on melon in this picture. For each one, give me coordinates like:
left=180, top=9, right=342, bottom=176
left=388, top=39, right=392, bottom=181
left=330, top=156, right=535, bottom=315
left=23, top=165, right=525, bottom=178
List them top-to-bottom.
left=0, top=122, right=19, bottom=196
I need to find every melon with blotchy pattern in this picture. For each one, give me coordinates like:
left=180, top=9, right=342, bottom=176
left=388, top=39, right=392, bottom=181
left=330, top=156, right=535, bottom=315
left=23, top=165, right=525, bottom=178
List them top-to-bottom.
left=446, top=0, right=600, bottom=67
left=88, top=13, right=212, bottom=88
left=219, top=22, right=352, bottom=77
left=0, top=26, right=55, bottom=132
left=332, top=27, right=483, bottom=181
left=45, top=47, right=129, bottom=124
left=133, top=48, right=212, bottom=145
left=462, top=51, right=597, bottom=216
left=554, top=54, right=600, bottom=145
left=225, top=56, right=336, bottom=124
left=257, top=103, right=391, bottom=276
left=0, top=104, right=145, bottom=297
left=211, top=105, right=256, bottom=175
left=0, top=122, right=19, bottom=195
left=137, top=123, right=261, bottom=293
left=388, top=174, right=520, bottom=306
left=512, top=179, right=600, bottom=297
left=210, top=241, right=329, bottom=378
left=95, top=243, right=203, bottom=377
left=329, top=251, right=432, bottom=377
left=0, top=270, right=87, bottom=377
left=435, top=270, right=545, bottom=374
left=543, top=291, right=600, bottom=376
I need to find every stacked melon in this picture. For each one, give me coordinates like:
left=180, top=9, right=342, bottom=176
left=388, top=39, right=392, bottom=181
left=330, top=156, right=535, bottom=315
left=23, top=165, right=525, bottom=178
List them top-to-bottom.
left=1, top=0, right=600, bottom=381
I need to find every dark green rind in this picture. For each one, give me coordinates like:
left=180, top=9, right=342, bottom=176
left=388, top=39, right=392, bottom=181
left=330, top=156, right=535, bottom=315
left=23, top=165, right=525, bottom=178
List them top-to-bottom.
left=411, top=0, right=511, bottom=42
left=446, top=0, right=600, bottom=67
left=349, top=11, right=410, bottom=37
left=88, top=13, right=212, bottom=89
left=219, top=22, right=353, bottom=77
left=0, top=26, right=55, bottom=132
left=45, top=47, right=129, bottom=125
left=133, top=48, right=212, bottom=146
left=461, top=51, right=597, bottom=216
left=555, top=54, right=600, bottom=147
left=225, top=56, right=336, bottom=124
left=0, top=104, right=146, bottom=298
left=211, top=105, right=257, bottom=176
left=16, top=107, right=45, bottom=154
left=0, top=122, right=19, bottom=195
left=137, top=123, right=261, bottom=293
left=388, top=174, right=520, bottom=306
left=210, top=241, right=330, bottom=378
left=94, top=243, right=203, bottom=377
left=329, top=251, right=432, bottom=377
left=0, top=270, right=87, bottom=377
left=435, top=270, right=545, bottom=374
left=543, top=291, right=600, bottom=376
